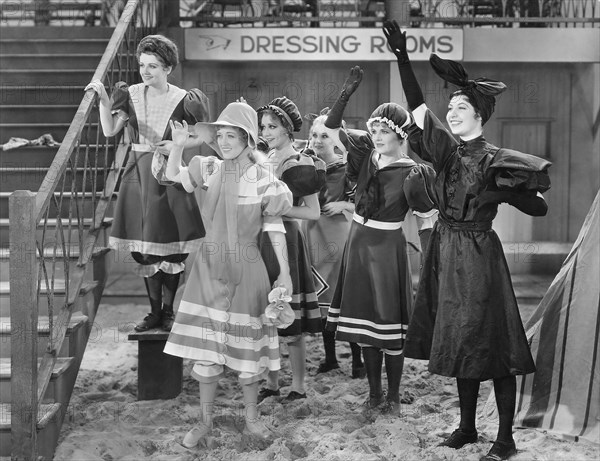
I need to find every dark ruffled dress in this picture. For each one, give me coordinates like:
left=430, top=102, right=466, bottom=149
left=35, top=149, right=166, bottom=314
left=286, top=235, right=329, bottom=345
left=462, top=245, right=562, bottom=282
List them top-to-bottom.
left=108, top=82, right=209, bottom=273
left=404, top=108, right=552, bottom=380
left=325, top=129, right=418, bottom=350
left=261, top=152, right=326, bottom=336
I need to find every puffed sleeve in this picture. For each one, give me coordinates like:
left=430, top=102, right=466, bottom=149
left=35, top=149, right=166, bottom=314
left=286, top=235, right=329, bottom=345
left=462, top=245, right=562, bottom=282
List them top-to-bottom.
left=110, top=81, right=130, bottom=121
left=183, top=88, right=211, bottom=124
left=420, top=108, right=459, bottom=171
left=340, top=128, right=374, bottom=182
left=475, top=148, right=552, bottom=216
left=490, top=148, right=552, bottom=193
left=280, top=154, right=326, bottom=198
left=403, top=163, right=437, bottom=214
left=261, top=178, right=293, bottom=233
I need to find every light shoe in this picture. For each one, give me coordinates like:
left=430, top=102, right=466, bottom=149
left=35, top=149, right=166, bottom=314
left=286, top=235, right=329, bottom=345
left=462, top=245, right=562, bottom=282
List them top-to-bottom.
left=244, top=418, right=275, bottom=440
left=182, top=422, right=212, bottom=448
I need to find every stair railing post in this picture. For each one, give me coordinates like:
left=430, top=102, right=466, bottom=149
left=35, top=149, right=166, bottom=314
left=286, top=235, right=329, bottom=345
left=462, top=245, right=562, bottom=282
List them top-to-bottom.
left=9, top=191, right=39, bottom=460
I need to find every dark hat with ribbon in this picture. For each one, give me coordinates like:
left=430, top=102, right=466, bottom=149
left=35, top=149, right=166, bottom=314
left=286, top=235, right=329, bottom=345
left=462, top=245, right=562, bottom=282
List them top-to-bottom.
left=430, top=54, right=507, bottom=125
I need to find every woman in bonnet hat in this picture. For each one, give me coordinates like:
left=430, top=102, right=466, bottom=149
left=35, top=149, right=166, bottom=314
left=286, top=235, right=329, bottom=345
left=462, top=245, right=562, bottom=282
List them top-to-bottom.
left=384, top=21, right=551, bottom=460
left=85, top=35, right=210, bottom=333
left=322, top=67, right=437, bottom=416
left=256, top=96, right=326, bottom=402
left=162, top=101, right=293, bottom=445
left=303, top=109, right=366, bottom=380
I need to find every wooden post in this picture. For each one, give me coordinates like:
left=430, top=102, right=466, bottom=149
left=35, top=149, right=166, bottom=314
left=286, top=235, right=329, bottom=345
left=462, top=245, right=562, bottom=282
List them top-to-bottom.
left=34, top=0, right=51, bottom=25
left=156, top=0, right=179, bottom=31
left=9, top=191, right=39, bottom=460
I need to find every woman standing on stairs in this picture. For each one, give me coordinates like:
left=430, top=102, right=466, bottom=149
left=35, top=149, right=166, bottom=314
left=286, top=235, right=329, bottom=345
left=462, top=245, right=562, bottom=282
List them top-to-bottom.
left=383, top=21, right=551, bottom=460
left=85, top=35, right=209, bottom=333
left=323, top=67, right=435, bottom=415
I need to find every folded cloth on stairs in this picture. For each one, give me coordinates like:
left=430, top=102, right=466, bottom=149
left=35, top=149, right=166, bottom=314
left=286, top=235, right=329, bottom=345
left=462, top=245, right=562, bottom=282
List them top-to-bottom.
left=2, top=133, right=61, bottom=151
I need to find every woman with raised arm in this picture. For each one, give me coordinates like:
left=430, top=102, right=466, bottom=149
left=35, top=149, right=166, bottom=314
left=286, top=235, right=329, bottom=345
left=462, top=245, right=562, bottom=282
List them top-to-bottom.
left=383, top=20, right=551, bottom=461
left=84, top=35, right=209, bottom=332
left=323, top=67, right=436, bottom=415
left=256, top=97, right=326, bottom=402
left=162, top=101, right=293, bottom=446
left=303, top=110, right=365, bottom=379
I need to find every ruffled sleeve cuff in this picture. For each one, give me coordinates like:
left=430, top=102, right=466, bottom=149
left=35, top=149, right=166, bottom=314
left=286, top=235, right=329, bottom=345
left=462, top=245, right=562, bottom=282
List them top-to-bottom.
left=179, top=166, right=199, bottom=193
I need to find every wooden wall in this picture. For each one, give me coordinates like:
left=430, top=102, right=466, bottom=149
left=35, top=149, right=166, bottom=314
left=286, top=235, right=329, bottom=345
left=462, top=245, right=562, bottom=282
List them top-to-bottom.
left=181, top=60, right=599, bottom=244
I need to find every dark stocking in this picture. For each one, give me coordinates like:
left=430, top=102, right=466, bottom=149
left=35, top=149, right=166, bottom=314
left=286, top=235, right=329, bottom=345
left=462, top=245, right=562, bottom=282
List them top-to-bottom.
left=161, top=271, right=180, bottom=312
left=143, top=272, right=163, bottom=316
left=321, top=318, right=338, bottom=365
left=350, top=342, right=363, bottom=368
left=362, top=347, right=383, bottom=402
left=384, top=353, right=404, bottom=403
left=493, top=375, right=516, bottom=443
left=457, top=377, right=480, bottom=434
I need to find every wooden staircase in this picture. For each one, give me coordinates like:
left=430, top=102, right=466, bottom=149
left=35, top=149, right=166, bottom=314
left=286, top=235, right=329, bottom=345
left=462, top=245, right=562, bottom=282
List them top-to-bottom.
left=0, top=24, right=132, bottom=459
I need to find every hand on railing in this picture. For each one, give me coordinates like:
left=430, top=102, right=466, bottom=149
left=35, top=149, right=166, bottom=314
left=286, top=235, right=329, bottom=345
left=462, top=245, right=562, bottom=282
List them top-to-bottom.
left=84, top=79, right=110, bottom=106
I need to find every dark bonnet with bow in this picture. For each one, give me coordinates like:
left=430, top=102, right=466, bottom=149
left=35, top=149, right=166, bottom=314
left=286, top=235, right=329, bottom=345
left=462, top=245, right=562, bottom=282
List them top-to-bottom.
left=430, top=54, right=507, bottom=125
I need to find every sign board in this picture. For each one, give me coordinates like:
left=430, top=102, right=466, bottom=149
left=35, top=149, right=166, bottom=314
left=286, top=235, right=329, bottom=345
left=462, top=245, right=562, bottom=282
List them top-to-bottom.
left=185, top=28, right=463, bottom=61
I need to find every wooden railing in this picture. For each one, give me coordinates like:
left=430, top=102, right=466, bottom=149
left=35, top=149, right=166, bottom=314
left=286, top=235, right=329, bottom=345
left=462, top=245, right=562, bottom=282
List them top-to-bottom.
left=8, top=0, right=156, bottom=458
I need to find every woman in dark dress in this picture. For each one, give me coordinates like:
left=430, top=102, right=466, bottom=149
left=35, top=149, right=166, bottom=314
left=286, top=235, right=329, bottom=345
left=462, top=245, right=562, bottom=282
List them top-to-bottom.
left=383, top=21, right=551, bottom=460
left=85, top=35, right=209, bottom=332
left=324, top=67, right=434, bottom=415
left=257, top=97, right=326, bottom=401
left=304, top=111, right=365, bottom=379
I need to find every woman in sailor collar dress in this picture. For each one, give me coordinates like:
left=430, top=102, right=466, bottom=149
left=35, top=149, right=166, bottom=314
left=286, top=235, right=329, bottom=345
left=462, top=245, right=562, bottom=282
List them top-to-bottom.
left=323, top=67, right=437, bottom=416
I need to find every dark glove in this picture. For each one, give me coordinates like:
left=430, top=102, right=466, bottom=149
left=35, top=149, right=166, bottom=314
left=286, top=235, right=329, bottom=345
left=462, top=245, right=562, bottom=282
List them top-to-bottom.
left=382, top=19, right=409, bottom=63
left=325, top=66, right=363, bottom=129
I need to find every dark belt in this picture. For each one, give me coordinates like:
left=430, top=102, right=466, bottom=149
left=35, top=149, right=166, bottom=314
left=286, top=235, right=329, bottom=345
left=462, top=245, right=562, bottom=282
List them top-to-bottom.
left=438, top=217, right=492, bottom=232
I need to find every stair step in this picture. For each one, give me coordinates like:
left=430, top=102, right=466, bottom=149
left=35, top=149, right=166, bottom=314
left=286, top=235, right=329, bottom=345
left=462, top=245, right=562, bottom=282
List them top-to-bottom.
left=0, top=26, right=114, bottom=40
left=0, top=38, right=110, bottom=54
left=1, top=54, right=128, bottom=70
left=0, top=69, right=96, bottom=86
left=0, top=85, right=89, bottom=105
left=0, top=105, right=81, bottom=124
left=0, top=123, right=105, bottom=145
left=0, top=145, right=115, bottom=168
left=0, top=165, right=111, bottom=191
left=0, top=191, right=114, bottom=219
left=0, top=217, right=113, bottom=247
left=0, top=246, right=110, bottom=283
left=0, top=280, right=98, bottom=317
left=0, top=313, right=89, bottom=359
left=0, top=357, right=74, bottom=404
left=0, top=402, right=62, bottom=458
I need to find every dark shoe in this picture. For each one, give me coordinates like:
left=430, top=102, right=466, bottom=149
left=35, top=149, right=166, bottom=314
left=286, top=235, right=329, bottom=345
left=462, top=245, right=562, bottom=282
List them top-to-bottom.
left=161, top=310, right=175, bottom=332
left=134, top=313, right=161, bottom=332
left=317, top=361, right=340, bottom=374
left=352, top=365, right=366, bottom=379
left=257, top=387, right=280, bottom=403
left=285, top=391, right=307, bottom=401
left=363, top=392, right=385, bottom=410
left=379, top=398, right=400, bottom=415
left=439, top=428, right=478, bottom=448
left=479, top=440, right=517, bottom=461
